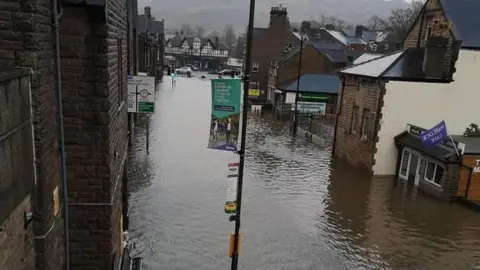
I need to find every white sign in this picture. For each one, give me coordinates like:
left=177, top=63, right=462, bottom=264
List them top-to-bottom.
left=127, top=75, right=155, bottom=113
left=127, top=84, right=137, bottom=113
left=292, top=101, right=326, bottom=115
left=474, top=160, right=480, bottom=173
left=225, top=162, right=238, bottom=214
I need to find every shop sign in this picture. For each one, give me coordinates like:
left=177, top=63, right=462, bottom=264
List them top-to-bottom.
left=248, top=89, right=260, bottom=97
left=298, top=93, right=328, bottom=102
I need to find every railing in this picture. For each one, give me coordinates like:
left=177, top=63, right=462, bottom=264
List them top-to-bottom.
left=297, top=114, right=334, bottom=138
left=120, top=245, right=143, bottom=270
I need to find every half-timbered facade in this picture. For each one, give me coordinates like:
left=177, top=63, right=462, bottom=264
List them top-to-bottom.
left=165, top=35, right=229, bottom=70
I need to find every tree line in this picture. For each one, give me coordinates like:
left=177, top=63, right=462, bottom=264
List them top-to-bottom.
left=299, top=0, right=424, bottom=42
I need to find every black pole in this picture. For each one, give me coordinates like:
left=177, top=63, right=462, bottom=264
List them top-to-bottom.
left=231, top=0, right=255, bottom=269
left=292, top=36, right=305, bottom=136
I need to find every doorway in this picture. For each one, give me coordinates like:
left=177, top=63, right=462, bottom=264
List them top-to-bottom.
left=399, top=147, right=422, bottom=186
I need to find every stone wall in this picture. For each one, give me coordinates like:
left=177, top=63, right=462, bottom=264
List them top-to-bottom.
left=0, top=0, right=65, bottom=268
left=59, top=1, right=128, bottom=269
left=0, top=70, right=36, bottom=270
left=334, top=77, right=385, bottom=172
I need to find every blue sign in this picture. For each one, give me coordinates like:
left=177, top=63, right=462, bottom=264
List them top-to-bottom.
left=420, top=121, right=448, bottom=147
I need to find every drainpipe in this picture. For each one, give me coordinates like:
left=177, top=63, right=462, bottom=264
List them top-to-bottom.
left=52, top=1, right=70, bottom=269
left=331, top=77, right=346, bottom=156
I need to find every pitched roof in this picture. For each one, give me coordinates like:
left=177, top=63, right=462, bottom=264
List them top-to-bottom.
left=440, top=0, right=480, bottom=48
left=253, top=28, right=267, bottom=37
left=165, top=35, right=228, bottom=50
left=339, top=47, right=457, bottom=82
left=339, top=50, right=405, bottom=78
left=353, top=53, right=383, bottom=65
left=279, top=74, right=340, bottom=94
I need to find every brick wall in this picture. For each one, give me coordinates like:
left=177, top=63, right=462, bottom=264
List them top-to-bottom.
left=0, top=0, right=65, bottom=268
left=403, top=0, right=456, bottom=76
left=59, top=1, right=128, bottom=268
left=251, top=11, right=299, bottom=100
left=276, top=45, right=337, bottom=87
left=334, top=77, right=385, bottom=172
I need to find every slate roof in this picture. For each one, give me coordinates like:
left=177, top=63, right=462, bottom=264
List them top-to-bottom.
left=440, top=0, right=480, bottom=48
left=253, top=27, right=267, bottom=37
left=339, top=48, right=455, bottom=82
left=353, top=53, right=383, bottom=65
left=279, top=74, right=340, bottom=94
left=395, top=131, right=459, bottom=162
left=451, top=136, right=480, bottom=155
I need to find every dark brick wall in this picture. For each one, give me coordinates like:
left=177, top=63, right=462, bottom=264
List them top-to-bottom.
left=0, top=0, right=65, bottom=268
left=59, top=1, right=128, bottom=269
left=251, top=11, right=299, bottom=100
left=276, top=45, right=339, bottom=87
left=334, top=77, right=384, bottom=172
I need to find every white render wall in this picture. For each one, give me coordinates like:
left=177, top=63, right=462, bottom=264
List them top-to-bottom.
left=373, top=49, right=480, bottom=175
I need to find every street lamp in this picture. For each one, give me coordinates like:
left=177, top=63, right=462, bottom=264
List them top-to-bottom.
left=230, top=0, right=256, bottom=269
left=292, top=35, right=307, bottom=136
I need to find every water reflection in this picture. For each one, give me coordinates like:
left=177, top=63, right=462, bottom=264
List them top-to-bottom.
left=127, top=77, right=480, bottom=270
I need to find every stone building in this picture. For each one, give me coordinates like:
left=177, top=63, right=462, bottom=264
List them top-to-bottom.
left=0, top=0, right=133, bottom=268
left=332, top=0, right=480, bottom=202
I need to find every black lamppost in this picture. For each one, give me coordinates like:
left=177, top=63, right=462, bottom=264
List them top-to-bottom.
left=230, top=0, right=256, bottom=269
left=292, top=35, right=307, bottom=136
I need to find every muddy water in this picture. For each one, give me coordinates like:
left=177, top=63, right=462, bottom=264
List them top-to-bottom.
left=127, top=76, right=480, bottom=270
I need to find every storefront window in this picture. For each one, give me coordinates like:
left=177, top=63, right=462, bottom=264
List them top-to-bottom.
left=424, top=161, right=444, bottom=186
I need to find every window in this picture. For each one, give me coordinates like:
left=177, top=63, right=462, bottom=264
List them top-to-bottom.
left=117, top=38, right=124, bottom=105
left=252, top=62, right=259, bottom=72
left=350, top=105, right=360, bottom=134
left=361, top=109, right=375, bottom=140
left=424, top=161, right=444, bottom=186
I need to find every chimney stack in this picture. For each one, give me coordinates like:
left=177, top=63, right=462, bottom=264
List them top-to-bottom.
left=269, top=5, right=290, bottom=30
left=355, top=25, right=363, bottom=38
left=422, top=36, right=449, bottom=78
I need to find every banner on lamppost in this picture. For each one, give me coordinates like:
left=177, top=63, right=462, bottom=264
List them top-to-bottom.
left=208, top=78, right=241, bottom=152
left=225, top=162, right=238, bottom=214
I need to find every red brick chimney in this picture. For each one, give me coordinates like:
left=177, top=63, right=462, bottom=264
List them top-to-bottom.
left=269, top=5, right=290, bottom=31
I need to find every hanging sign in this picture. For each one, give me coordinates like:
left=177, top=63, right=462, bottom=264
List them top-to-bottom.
left=127, top=75, right=155, bottom=113
left=208, top=78, right=241, bottom=152
left=225, top=162, right=238, bottom=214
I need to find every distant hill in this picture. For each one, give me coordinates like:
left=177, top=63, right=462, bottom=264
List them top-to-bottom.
left=140, top=0, right=413, bottom=33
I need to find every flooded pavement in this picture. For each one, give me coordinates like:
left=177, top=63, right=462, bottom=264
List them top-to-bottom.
left=127, top=76, right=480, bottom=270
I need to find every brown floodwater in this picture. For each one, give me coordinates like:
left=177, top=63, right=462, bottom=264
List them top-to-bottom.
left=127, top=75, right=480, bottom=270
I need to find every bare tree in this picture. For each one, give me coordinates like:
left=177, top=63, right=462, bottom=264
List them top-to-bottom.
left=381, top=1, right=424, bottom=41
left=317, top=15, right=346, bottom=30
left=367, top=15, right=385, bottom=31
left=180, top=23, right=194, bottom=36
left=222, top=24, right=237, bottom=50
left=195, top=26, right=205, bottom=38
left=208, top=31, right=220, bottom=39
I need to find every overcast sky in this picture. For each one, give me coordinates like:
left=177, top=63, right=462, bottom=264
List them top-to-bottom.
left=138, top=0, right=412, bottom=33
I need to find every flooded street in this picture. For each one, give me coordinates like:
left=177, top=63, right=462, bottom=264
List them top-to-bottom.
left=127, top=76, right=480, bottom=270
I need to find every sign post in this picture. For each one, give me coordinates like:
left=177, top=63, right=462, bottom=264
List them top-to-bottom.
left=229, top=0, right=256, bottom=269
left=127, top=75, right=155, bottom=152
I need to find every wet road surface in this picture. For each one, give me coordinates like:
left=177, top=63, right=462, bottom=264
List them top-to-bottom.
left=127, top=75, right=480, bottom=270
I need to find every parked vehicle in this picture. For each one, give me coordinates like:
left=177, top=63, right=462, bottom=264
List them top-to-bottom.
left=185, top=64, right=199, bottom=71
left=175, top=66, right=192, bottom=74
left=217, top=69, right=233, bottom=76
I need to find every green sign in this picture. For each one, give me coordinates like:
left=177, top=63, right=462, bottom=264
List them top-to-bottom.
left=298, top=93, right=328, bottom=102
left=138, top=102, right=154, bottom=113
